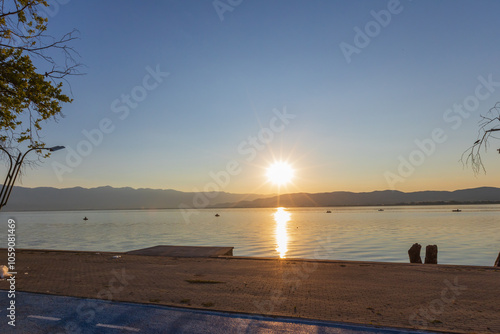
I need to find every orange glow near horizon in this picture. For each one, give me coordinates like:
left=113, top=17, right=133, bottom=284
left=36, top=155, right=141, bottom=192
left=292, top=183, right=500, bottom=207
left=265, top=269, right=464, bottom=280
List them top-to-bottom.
left=274, top=207, right=290, bottom=258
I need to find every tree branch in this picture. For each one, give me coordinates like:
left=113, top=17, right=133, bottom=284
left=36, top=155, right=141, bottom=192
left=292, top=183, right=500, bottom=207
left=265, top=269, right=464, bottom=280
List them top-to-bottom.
left=462, top=102, right=500, bottom=174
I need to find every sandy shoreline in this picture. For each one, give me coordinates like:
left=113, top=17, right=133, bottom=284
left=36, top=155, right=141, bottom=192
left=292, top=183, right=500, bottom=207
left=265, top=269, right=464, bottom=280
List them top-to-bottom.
left=0, top=248, right=499, bottom=333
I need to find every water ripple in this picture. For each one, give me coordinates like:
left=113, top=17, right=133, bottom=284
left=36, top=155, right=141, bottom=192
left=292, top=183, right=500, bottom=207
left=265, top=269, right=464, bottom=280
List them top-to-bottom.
left=1, top=205, right=499, bottom=266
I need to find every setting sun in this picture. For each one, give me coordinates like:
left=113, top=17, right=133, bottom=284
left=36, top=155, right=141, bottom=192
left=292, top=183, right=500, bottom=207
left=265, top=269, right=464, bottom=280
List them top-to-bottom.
left=266, top=161, right=294, bottom=186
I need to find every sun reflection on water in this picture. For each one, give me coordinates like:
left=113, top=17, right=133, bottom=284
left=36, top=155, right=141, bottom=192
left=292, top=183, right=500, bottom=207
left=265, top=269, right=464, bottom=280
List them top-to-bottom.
left=274, top=207, right=290, bottom=258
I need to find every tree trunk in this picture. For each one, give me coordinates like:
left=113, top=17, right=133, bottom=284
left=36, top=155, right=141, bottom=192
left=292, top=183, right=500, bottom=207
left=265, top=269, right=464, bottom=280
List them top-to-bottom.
left=408, top=243, right=422, bottom=264
left=425, top=245, right=438, bottom=264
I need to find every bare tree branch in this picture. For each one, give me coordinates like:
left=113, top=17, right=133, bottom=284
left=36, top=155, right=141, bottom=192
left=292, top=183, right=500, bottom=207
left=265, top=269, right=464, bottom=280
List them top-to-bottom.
left=462, top=102, right=500, bottom=174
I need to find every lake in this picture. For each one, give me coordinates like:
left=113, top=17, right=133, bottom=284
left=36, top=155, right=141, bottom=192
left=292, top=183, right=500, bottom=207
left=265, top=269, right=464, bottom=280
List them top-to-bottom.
left=1, top=205, right=499, bottom=266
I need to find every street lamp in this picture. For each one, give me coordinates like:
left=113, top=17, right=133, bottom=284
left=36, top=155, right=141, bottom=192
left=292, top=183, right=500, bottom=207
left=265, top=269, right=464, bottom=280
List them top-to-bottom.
left=0, top=145, right=65, bottom=210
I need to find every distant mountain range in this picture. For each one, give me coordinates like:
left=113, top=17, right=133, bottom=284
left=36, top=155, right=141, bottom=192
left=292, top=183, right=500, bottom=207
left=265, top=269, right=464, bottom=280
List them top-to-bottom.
left=2, top=186, right=500, bottom=211
left=2, top=186, right=270, bottom=211
left=212, top=187, right=500, bottom=208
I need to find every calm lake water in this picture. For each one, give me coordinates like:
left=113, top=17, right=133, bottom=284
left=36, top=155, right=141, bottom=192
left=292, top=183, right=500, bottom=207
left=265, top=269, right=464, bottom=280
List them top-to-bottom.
left=1, top=205, right=499, bottom=266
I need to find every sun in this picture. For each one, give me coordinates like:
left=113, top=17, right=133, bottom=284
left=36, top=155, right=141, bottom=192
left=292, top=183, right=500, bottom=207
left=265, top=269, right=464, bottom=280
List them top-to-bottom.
left=266, top=161, right=294, bottom=186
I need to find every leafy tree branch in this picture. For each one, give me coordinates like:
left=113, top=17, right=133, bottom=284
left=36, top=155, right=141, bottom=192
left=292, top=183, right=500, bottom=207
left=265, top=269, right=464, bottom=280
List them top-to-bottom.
left=0, top=0, right=81, bottom=158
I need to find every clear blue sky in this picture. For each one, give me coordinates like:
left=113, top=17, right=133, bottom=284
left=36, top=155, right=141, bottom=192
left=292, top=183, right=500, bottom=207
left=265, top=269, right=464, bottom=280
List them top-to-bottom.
left=12, top=0, right=500, bottom=194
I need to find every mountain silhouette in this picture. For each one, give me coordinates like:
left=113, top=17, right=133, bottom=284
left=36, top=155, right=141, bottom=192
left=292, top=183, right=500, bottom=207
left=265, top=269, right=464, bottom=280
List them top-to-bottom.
left=2, top=186, right=499, bottom=211
left=2, top=186, right=270, bottom=211
left=210, top=187, right=500, bottom=208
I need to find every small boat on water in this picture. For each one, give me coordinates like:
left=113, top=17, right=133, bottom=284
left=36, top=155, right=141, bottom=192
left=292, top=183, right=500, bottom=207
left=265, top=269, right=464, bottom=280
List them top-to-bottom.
left=378, top=209, right=384, bottom=211
left=452, top=209, right=462, bottom=212
left=326, top=210, right=332, bottom=213
left=215, top=214, right=220, bottom=217
left=83, top=216, right=88, bottom=221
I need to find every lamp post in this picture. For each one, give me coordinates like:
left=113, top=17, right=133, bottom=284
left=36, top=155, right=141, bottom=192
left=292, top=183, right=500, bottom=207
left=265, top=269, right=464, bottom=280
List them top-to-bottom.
left=0, top=145, right=65, bottom=210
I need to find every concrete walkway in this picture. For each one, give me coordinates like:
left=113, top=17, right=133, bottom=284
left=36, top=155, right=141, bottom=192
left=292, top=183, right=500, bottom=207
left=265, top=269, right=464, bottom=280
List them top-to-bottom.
left=126, top=245, right=234, bottom=257
left=0, top=249, right=498, bottom=333
left=0, top=291, right=438, bottom=333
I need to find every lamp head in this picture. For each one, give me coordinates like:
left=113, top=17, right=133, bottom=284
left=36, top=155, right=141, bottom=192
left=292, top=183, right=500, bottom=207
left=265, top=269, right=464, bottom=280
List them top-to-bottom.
left=48, top=146, right=65, bottom=152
